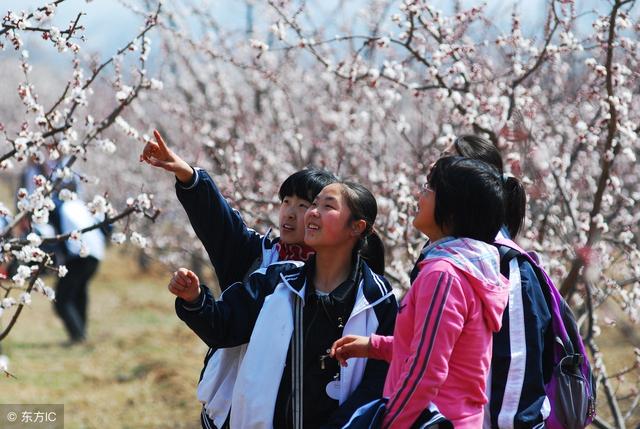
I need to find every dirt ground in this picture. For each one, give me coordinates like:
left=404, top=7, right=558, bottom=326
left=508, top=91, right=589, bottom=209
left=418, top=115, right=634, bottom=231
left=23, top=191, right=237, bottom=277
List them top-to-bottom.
left=1, top=248, right=208, bottom=428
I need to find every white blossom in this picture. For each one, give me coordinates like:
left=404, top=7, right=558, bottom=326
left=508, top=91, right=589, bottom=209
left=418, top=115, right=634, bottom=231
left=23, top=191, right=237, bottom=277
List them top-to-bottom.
left=249, top=39, right=269, bottom=52
left=149, top=78, right=163, bottom=91
left=115, top=85, right=133, bottom=102
left=58, top=188, right=77, bottom=201
left=88, top=195, right=109, bottom=216
left=31, top=208, right=49, bottom=225
left=26, top=232, right=42, bottom=246
left=111, top=232, right=126, bottom=244
left=130, top=232, right=147, bottom=248
left=58, top=265, right=68, bottom=278
left=43, top=286, right=56, bottom=301
left=19, top=292, right=32, bottom=306
left=1, top=298, right=17, bottom=309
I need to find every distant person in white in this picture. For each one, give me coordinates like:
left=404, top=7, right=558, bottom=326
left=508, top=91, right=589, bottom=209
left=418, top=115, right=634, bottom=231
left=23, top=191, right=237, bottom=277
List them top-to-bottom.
left=55, top=199, right=105, bottom=344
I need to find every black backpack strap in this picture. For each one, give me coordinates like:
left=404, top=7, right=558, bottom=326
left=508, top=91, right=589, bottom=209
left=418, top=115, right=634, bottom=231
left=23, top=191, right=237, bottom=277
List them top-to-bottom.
left=496, top=244, right=521, bottom=278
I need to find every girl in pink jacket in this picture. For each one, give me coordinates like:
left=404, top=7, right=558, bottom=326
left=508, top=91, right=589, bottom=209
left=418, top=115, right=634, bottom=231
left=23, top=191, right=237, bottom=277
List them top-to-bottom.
left=332, top=157, right=510, bottom=428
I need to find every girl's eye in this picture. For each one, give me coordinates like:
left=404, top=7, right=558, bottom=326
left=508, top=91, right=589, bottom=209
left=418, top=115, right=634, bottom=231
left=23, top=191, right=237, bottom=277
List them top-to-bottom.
left=299, top=204, right=309, bottom=209
left=325, top=205, right=335, bottom=209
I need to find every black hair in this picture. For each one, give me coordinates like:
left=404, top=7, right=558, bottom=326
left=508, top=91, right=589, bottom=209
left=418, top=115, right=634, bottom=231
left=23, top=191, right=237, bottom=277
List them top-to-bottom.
left=453, top=134, right=526, bottom=238
left=429, top=156, right=505, bottom=243
left=278, top=168, right=338, bottom=203
left=338, top=181, right=385, bottom=275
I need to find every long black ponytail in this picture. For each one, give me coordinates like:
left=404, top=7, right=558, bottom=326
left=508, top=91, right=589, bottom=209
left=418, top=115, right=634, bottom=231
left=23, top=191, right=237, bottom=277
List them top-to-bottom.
left=338, top=181, right=385, bottom=275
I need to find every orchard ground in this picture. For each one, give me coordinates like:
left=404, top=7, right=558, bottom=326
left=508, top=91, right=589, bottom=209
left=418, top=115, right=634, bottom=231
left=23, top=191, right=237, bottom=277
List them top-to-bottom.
left=0, top=248, right=210, bottom=429
left=1, top=248, right=639, bottom=428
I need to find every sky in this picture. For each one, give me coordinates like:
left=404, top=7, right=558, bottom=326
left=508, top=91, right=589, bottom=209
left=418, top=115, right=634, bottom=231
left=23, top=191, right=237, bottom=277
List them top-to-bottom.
left=1, top=0, right=551, bottom=56
left=2, top=0, right=636, bottom=70
left=3, top=0, right=144, bottom=55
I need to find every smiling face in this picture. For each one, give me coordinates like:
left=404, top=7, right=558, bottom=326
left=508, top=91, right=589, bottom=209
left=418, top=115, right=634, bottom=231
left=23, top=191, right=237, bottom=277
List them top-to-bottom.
left=304, top=183, right=363, bottom=251
left=278, top=195, right=312, bottom=244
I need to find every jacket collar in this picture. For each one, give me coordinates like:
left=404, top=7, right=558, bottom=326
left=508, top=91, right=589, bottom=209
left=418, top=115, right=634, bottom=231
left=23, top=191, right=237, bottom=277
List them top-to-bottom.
left=277, top=255, right=391, bottom=309
left=303, top=255, right=361, bottom=303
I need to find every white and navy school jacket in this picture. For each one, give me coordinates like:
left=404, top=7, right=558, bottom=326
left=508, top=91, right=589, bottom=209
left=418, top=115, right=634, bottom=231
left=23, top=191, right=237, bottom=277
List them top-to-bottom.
left=175, top=167, right=282, bottom=429
left=176, top=260, right=397, bottom=429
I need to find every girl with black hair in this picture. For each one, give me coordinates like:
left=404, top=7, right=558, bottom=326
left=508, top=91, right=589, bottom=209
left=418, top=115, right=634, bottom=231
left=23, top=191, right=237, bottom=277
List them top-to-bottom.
left=140, top=131, right=339, bottom=427
left=437, top=135, right=554, bottom=429
left=332, top=157, right=510, bottom=428
left=169, top=181, right=397, bottom=429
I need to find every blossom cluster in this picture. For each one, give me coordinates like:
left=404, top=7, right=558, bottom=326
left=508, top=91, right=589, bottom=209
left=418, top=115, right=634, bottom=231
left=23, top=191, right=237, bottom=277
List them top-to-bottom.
left=0, top=0, right=162, bottom=348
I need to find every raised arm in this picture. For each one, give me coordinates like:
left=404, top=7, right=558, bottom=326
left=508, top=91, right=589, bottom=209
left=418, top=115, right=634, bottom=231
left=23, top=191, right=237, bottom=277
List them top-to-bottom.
left=141, top=130, right=263, bottom=288
left=174, top=168, right=264, bottom=288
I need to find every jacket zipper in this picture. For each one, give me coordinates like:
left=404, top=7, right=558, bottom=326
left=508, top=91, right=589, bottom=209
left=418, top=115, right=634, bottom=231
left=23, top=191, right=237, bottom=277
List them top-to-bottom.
left=284, top=300, right=322, bottom=429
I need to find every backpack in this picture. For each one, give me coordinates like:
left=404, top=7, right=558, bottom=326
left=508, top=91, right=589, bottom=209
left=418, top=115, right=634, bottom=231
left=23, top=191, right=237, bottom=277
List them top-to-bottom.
left=495, top=238, right=596, bottom=429
left=341, top=398, right=453, bottom=429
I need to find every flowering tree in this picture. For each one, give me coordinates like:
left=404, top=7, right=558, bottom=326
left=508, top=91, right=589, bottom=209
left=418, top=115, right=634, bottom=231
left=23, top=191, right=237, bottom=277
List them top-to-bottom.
left=0, top=0, right=163, bottom=370
left=1, top=0, right=639, bottom=427
left=118, top=0, right=637, bottom=427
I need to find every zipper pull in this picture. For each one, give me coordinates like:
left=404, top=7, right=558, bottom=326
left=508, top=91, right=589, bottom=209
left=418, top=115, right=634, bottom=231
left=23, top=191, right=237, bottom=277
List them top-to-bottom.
left=337, top=317, right=344, bottom=329
left=319, top=353, right=329, bottom=370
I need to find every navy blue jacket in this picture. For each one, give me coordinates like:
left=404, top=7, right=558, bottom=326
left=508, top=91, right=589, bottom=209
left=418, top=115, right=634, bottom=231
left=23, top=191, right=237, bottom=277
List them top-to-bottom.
left=175, top=167, right=274, bottom=290
left=176, top=259, right=397, bottom=429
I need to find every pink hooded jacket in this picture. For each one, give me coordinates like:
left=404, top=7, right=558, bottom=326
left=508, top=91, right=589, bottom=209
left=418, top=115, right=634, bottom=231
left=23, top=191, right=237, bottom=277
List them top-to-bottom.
left=370, top=237, right=509, bottom=429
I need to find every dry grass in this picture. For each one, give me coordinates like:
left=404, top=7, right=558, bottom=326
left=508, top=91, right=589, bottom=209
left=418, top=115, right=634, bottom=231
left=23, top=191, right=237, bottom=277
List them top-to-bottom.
left=0, top=247, right=209, bottom=429
left=591, top=311, right=640, bottom=428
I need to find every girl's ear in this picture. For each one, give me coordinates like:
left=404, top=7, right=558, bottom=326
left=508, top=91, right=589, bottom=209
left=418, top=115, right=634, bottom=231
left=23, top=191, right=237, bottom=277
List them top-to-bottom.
left=351, top=219, right=367, bottom=237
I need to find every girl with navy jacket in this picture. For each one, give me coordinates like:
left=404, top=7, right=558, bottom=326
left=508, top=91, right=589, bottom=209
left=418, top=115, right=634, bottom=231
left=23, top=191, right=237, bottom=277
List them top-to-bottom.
left=140, top=131, right=343, bottom=427
left=140, top=135, right=396, bottom=428
left=168, top=181, right=397, bottom=429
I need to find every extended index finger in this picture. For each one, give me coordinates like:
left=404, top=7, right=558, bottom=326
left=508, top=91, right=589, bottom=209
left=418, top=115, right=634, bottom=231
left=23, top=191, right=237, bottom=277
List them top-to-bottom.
left=153, top=129, right=170, bottom=154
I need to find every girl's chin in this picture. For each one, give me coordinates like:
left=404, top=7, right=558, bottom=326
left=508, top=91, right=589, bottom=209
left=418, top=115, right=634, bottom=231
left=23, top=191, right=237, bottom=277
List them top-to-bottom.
left=413, top=223, right=429, bottom=237
left=280, top=230, right=304, bottom=244
left=303, top=234, right=321, bottom=246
